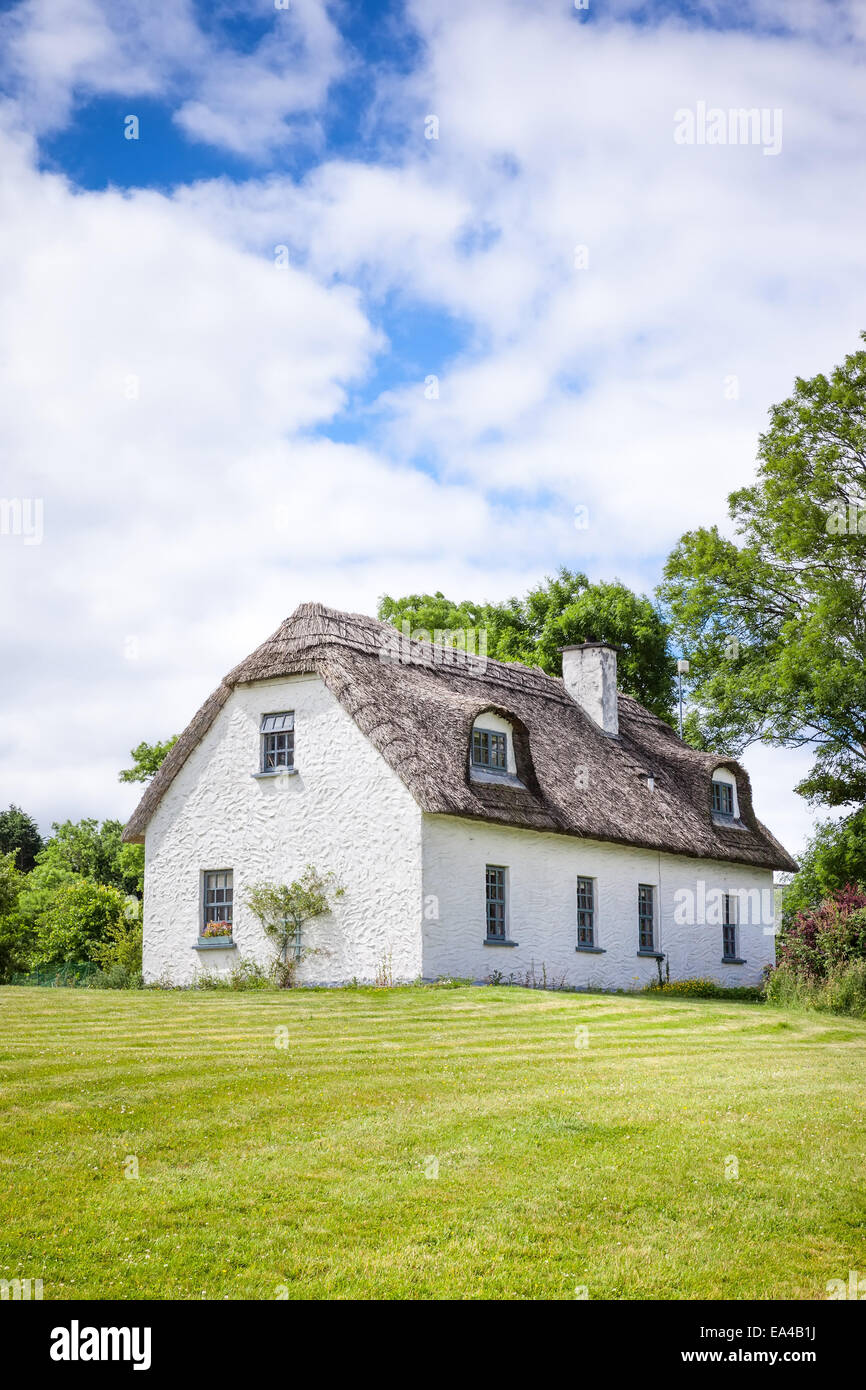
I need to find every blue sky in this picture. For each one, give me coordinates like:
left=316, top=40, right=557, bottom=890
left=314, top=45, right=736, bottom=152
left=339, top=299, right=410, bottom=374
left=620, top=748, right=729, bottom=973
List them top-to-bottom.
left=1, top=0, right=865, bottom=851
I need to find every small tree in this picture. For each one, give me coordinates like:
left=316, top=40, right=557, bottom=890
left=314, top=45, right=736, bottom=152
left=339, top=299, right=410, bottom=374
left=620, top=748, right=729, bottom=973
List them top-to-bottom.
left=245, top=866, right=344, bottom=987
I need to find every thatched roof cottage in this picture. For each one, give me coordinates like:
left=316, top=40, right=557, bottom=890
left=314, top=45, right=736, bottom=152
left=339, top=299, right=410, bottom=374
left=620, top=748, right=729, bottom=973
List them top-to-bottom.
left=124, top=602, right=796, bottom=988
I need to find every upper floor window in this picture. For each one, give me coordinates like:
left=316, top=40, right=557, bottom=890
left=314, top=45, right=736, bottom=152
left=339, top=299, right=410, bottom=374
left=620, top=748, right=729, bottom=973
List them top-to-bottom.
left=261, top=711, right=294, bottom=772
left=472, top=728, right=507, bottom=770
left=712, top=779, right=735, bottom=817
left=203, top=870, right=233, bottom=935
left=576, top=876, right=595, bottom=947
left=638, top=883, right=655, bottom=952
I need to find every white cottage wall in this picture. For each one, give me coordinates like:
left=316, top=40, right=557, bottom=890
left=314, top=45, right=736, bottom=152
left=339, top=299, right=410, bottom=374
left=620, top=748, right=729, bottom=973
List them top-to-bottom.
left=142, top=674, right=423, bottom=985
left=421, top=815, right=775, bottom=988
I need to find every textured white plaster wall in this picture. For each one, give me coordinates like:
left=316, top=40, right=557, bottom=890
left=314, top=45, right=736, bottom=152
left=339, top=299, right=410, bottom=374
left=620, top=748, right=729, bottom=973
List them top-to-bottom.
left=143, top=675, right=423, bottom=985
left=421, top=815, right=776, bottom=988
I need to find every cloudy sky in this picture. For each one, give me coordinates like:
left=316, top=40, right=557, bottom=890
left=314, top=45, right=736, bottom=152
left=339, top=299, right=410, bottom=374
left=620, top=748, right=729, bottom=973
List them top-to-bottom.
left=1, top=0, right=864, bottom=855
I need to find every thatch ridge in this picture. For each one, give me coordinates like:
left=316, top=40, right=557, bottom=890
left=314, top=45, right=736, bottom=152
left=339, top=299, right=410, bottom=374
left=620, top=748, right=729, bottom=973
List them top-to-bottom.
left=123, top=601, right=797, bottom=872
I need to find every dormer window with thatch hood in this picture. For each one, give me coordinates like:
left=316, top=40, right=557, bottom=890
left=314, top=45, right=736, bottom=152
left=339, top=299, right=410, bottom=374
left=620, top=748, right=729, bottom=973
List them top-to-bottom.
left=469, top=710, right=525, bottom=786
left=711, top=766, right=739, bottom=821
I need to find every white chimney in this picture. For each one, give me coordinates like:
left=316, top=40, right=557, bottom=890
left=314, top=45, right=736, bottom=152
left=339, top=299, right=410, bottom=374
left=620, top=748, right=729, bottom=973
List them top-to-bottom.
left=560, top=643, right=619, bottom=736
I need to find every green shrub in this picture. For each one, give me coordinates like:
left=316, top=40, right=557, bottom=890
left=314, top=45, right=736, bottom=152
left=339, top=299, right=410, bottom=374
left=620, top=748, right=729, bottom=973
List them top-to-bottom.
left=31, top=879, right=130, bottom=967
left=778, top=886, right=866, bottom=979
left=90, top=909, right=142, bottom=976
left=193, top=958, right=276, bottom=991
left=765, top=959, right=866, bottom=1020
left=90, top=963, right=143, bottom=990
left=642, top=977, right=763, bottom=1002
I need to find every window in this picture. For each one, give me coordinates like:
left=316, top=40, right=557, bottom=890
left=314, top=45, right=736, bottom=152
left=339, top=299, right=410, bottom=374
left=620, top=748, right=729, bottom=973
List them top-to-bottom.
left=261, top=711, right=294, bottom=771
left=472, top=728, right=507, bottom=770
left=712, top=779, right=735, bottom=817
left=486, top=865, right=507, bottom=939
left=203, top=871, right=233, bottom=934
left=576, top=876, right=595, bottom=947
left=638, top=884, right=655, bottom=952
left=722, top=893, right=739, bottom=960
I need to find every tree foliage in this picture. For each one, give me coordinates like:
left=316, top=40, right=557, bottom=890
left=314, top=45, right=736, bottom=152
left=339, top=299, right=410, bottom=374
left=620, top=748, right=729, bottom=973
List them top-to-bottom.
left=660, top=336, right=866, bottom=806
left=379, top=568, right=676, bottom=722
left=119, top=738, right=178, bottom=784
left=0, top=804, right=43, bottom=872
left=782, top=808, right=866, bottom=923
left=33, top=818, right=144, bottom=897
left=31, top=878, right=131, bottom=967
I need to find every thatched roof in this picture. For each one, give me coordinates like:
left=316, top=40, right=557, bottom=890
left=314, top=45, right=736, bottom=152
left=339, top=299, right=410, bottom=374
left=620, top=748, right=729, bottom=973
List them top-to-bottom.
left=123, top=602, right=797, bottom=872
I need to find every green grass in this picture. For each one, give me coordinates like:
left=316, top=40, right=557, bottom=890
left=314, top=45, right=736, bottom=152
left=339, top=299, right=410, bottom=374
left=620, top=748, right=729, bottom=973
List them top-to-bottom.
left=1, top=984, right=864, bottom=1300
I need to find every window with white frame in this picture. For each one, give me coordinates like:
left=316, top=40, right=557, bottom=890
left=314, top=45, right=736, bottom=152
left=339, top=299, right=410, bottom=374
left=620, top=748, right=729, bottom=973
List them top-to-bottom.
left=260, top=711, right=294, bottom=772
left=486, top=865, right=507, bottom=939
left=203, top=870, right=233, bottom=935
left=576, top=876, right=596, bottom=947
left=638, top=883, right=655, bottom=952
left=722, top=892, right=739, bottom=960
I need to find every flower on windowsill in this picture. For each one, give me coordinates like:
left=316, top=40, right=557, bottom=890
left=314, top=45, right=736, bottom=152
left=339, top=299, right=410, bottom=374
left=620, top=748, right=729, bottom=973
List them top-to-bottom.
left=202, top=922, right=232, bottom=938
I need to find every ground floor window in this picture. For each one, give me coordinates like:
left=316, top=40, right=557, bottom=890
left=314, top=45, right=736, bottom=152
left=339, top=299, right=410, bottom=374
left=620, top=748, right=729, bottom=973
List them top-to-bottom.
left=486, top=865, right=507, bottom=939
left=203, top=870, right=233, bottom=936
left=576, top=876, right=595, bottom=947
left=638, top=883, right=655, bottom=951
left=722, top=892, right=739, bottom=959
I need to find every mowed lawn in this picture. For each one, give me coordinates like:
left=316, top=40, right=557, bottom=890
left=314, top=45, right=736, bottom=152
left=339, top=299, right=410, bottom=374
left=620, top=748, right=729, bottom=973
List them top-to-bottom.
left=1, top=985, right=864, bottom=1301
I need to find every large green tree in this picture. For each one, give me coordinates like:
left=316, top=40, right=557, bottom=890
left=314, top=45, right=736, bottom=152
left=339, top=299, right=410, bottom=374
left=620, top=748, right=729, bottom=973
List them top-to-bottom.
left=660, top=336, right=866, bottom=806
left=379, top=569, right=676, bottom=721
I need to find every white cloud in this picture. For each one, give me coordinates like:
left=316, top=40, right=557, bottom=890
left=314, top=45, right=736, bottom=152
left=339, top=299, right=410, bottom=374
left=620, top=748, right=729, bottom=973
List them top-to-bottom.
left=0, top=0, right=345, bottom=153
left=2, top=0, right=863, bottom=852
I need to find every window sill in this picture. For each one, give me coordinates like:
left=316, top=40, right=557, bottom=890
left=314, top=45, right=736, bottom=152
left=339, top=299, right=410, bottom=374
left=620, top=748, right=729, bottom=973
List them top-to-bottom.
left=470, top=767, right=525, bottom=788
left=252, top=769, right=298, bottom=779
left=193, top=938, right=236, bottom=950
left=483, top=938, right=519, bottom=947
left=576, top=945, right=606, bottom=954
left=636, top=949, right=664, bottom=959
left=721, top=956, right=747, bottom=965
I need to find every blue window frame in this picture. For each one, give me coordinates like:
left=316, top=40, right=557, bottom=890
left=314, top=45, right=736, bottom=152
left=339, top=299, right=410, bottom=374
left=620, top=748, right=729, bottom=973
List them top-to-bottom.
left=261, top=711, right=294, bottom=771
left=472, top=728, right=507, bottom=770
left=712, top=779, right=734, bottom=817
left=486, top=865, right=507, bottom=939
left=203, top=870, right=233, bottom=932
left=577, top=877, right=595, bottom=947
left=638, top=884, right=655, bottom=952
left=722, top=893, right=739, bottom=959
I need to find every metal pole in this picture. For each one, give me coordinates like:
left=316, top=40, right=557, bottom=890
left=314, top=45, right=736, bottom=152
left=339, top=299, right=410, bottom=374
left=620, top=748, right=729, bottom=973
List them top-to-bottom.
left=677, top=658, right=689, bottom=740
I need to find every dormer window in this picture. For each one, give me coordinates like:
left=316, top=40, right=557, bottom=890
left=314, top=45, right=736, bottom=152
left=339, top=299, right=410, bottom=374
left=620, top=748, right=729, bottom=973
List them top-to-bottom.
left=261, top=711, right=294, bottom=772
left=472, top=728, right=507, bottom=770
left=711, top=767, right=739, bottom=820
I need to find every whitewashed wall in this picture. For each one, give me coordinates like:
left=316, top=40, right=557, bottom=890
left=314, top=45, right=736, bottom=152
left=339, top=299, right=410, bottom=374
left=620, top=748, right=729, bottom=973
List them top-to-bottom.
left=142, top=674, right=423, bottom=985
left=421, top=815, right=776, bottom=988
